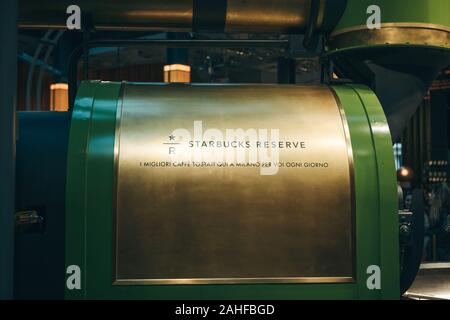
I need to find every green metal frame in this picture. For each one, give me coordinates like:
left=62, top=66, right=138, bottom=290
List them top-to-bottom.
left=65, top=81, right=399, bottom=300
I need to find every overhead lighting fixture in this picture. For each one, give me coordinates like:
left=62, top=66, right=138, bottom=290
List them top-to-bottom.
left=164, top=64, right=191, bottom=83
left=50, top=83, right=69, bottom=111
left=397, top=166, right=414, bottom=182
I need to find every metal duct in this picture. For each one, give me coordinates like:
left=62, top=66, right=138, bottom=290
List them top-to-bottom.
left=19, top=0, right=347, bottom=34
left=327, top=0, right=450, bottom=143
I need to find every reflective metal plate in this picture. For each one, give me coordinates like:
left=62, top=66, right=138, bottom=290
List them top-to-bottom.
left=114, top=84, right=354, bottom=284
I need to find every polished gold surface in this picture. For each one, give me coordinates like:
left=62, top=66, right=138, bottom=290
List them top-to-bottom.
left=225, top=0, right=312, bottom=33
left=329, top=23, right=450, bottom=50
left=114, top=84, right=354, bottom=284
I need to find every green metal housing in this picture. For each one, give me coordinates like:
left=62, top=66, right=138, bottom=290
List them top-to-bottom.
left=326, top=0, right=450, bottom=143
left=336, top=0, right=449, bottom=31
left=65, top=81, right=399, bottom=300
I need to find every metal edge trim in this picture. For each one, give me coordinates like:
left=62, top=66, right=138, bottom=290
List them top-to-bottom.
left=330, top=22, right=450, bottom=37
left=112, top=81, right=126, bottom=284
left=82, top=82, right=99, bottom=298
left=328, top=85, right=357, bottom=283
left=420, top=262, right=450, bottom=270
left=113, top=277, right=355, bottom=286
left=403, top=292, right=446, bottom=301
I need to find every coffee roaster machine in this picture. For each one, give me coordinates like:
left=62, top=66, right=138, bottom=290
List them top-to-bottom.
left=14, top=0, right=450, bottom=299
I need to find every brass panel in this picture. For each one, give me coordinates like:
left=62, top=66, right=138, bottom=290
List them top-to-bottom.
left=225, top=0, right=311, bottom=33
left=329, top=23, right=450, bottom=50
left=114, top=84, right=354, bottom=284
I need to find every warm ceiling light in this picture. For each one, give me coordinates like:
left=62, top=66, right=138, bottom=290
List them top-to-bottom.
left=164, top=64, right=191, bottom=83
left=164, top=64, right=191, bottom=72
left=50, top=83, right=69, bottom=112
left=50, top=83, right=69, bottom=90
left=397, top=166, right=414, bottom=182
left=400, top=168, right=409, bottom=177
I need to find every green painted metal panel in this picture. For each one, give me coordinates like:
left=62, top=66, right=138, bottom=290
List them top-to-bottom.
left=335, top=0, right=450, bottom=31
left=66, top=81, right=399, bottom=300
left=84, top=82, right=123, bottom=298
left=331, top=84, right=399, bottom=300
left=346, top=84, right=400, bottom=299
left=331, top=85, right=381, bottom=300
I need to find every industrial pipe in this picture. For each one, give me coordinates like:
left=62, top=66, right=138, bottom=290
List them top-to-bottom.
left=19, top=0, right=347, bottom=34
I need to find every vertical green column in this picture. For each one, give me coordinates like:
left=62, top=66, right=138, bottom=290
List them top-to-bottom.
left=84, top=82, right=123, bottom=298
left=349, top=84, right=399, bottom=300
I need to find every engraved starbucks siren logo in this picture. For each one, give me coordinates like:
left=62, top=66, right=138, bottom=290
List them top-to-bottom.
left=163, top=134, right=182, bottom=156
